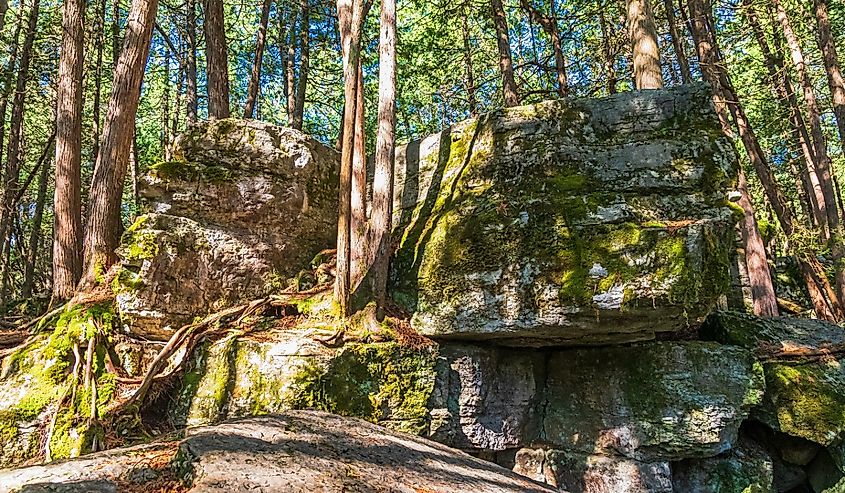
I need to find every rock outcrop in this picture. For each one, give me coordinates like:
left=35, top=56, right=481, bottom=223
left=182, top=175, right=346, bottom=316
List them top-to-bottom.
left=391, top=83, right=739, bottom=346
left=115, top=120, right=339, bottom=339
left=0, top=411, right=554, bottom=493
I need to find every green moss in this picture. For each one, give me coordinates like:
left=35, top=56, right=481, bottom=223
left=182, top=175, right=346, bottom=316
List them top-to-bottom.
left=766, top=362, right=845, bottom=445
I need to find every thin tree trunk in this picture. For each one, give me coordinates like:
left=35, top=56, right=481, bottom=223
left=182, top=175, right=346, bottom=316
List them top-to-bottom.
left=0, top=0, right=40, bottom=302
left=53, top=0, right=86, bottom=301
left=83, top=0, right=159, bottom=283
left=92, top=0, right=105, bottom=161
left=112, top=0, right=121, bottom=66
left=186, top=0, right=197, bottom=121
left=203, top=0, right=230, bottom=118
left=243, top=0, right=272, bottom=118
left=292, top=0, right=309, bottom=129
left=334, top=0, right=367, bottom=316
left=368, top=0, right=395, bottom=309
left=491, top=0, right=520, bottom=106
left=519, top=0, right=567, bottom=97
left=627, top=0, right=663, bottom=89
left=664, top=0, right=690, bottom=82
left=688, top=0, right=786, bottom=318
left=743, top=0, right=825, bottom=233
left=775, top=0, right=845, bottom=308
left=814, top=0, right=845, bottom=159
left=285, top=5, right=298, bottom=124
left=598, top=6, right=617, bottom=94
left=461, top=8, right=478, bottom=115
left=0, top=14, right=23, bottom=173
left=162, top=45, right=171, bottom=160
left=350, top=60, right=367, bottom=291
left=22, top=134, right=54, bottom=299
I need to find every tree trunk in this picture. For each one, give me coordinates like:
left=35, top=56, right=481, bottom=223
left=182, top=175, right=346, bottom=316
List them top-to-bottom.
left=0, top=0, right=40, bottom=302
left=53, top=0, right=86, bottom=301
left=83, top=0, right=159, bottom=284
left=92, top=0, right=105, bottom=162
left=112, top=0, right=121, bottom=66
left=186, top=0, right=197, bottom=121
left=203, top=0, right=230, bottom=118
left=243, top=0, right=272, bottom=118
left=292, top=0, right=309, bottom=130
left=334, top=0, right=367, bottom=316
left=369, top=0, right=396, bottom=309
left=491, top=0, right=519, bottom=107
left=519, top=0, right=567, bottom=97
left=627, top=0, right=663, bottom=89
left=663, top=0, right=690, bottom=83
left=687, top=0, right=789, bottom=318
left=743, top=0, right=825, bottom=233
left=775, top=0, right=845, bottom=308
left=814, top=0, right=845, bottom=158
left=285, top=4, right=298, bottom=124
left=598, top=6, right=617, bottom=94
left=461, top=8, right=478, bottom=115
left=0, top=14, right=23, bottom=172
left=162, top=45, right=171, bottom=160
left=350, top=60, right=367, bottom=292
left=22, top=133, right=54, bottom=299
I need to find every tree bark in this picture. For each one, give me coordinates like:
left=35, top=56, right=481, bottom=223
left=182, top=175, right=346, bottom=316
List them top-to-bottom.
left=0, top=0, right=40, bottom=302
left=53, top=0, right=86, bottom=301
left=83, top=0, right=159, bottom=284
left=92, top=0, right=106, bottom=162
left=186, top=0, right=198, bottom=121
left=203, top=0, right=230, bottom=118
left=243, top=0, right=272, bottom=118
left=292, top=0, right=309, bottom=130
left=334, top=0, right=367, bottom=315
left=369, top=0, right=396, bottom=309
left=491, top=0, right=519, bottom=106
left=519, top=0, right=568, bottom=97
left=627, top=0, right=663, bottom=89
left=663, top=0, right=690, bottom=83
left=814, top=0, right=845, bottom=159
left=285, top=4, right=298, bottom=124
left=598, top=6, right=617, bottom=94
left=350, top=59, right=367, bottom=292
left=22, top=133, right=55, bottom=300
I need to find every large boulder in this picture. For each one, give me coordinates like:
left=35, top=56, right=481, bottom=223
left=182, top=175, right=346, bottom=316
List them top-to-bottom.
left=391, top=83, right=739, bottom=346
left=114, top=120, right=339, bottom=338
left=702, top=312, right=845, bottom=447
left=0, top=411, right=555, bottom=493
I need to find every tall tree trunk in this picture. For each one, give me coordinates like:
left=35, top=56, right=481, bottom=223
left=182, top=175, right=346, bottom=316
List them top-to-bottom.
left=0, top=0, right=40, bottom=302
left=53, top=0, right=86, bottom=301
left=83, top=0, right=159, bottom=283
left=92, top=0, right=106, bottom=162
left=112, top=0, right=121, bottom=66
left=186, top=0, right=197, bottom=121
left=203, top=0, right=230, bottom=118
left=243, top=0, right=272, bottom=118
left=292, top=0, right=309, bottom=130
left=334, top=0, right=367, bottom=316
left=368, top=0, right=395, bottom=309
left=491, top=0, right=520, bottom=107
left=519, top=0, right=568, bottom=97
left=627, top=0, right=663, bottom=89
left=663, top=0, right=690, bottom=83
left=687, top=0, right=784, bottom=318
left=743, top=0, right=825, bottom=233
left=775, top=0, right=845, bottom=307
left=814, top=0, right=845, bottom=158
left=285, top=5, right=298, bottom=124
left=598, top=6, right=617, bottom=94
left=461, top=8, right=478, bottom=115
left=0, top=14, right=23, bottom=172
left=162, top=45, right=171, bottom=159
left=350, top=60, right=367, bottom=291
left=22, top=134, right=54, bottom=299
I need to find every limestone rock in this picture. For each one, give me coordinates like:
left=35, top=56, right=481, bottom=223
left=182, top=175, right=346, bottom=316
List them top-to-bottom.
left=391, top=84, right=738, bottom=346
left=116, top=119, right=339, bottom=338
left=702, top=312, right=845, bottom=446
left=543, top=341, right=764, bottom=461
left=0, top=412, right=555, bottom=493
left=671, top=439, right=775, bottom=493
left=546, top=449, right=672, bottom=493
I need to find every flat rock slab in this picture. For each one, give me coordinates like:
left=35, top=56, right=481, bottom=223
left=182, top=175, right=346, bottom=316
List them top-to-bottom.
left=0, top=411, right=555, bottom=493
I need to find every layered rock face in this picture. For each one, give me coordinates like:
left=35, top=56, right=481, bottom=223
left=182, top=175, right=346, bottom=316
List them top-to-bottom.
left=391, top=83, right=738, bottom=346
left=114, top=120, right=339, bottom=339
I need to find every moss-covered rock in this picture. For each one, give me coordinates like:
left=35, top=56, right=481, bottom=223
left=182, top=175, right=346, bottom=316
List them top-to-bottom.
left=391, top=84, right=739, bottom=346
left=116, top=120, right=339, bottom=338
left=703, top=311, right=845, bottom=447
left=542, top=341, right=764, bottom=461
left=671, top=438, right=776, bottom=493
